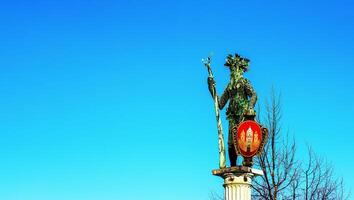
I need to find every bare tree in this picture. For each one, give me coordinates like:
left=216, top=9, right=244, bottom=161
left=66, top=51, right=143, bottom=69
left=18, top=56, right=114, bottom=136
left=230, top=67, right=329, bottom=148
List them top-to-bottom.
left=211, top=90, right=350, bottom=200
left=252, top=90, right=350, bottom=200
left=252, top=90, right=300, bottom=200
left=300, top=147, right=350, bottom=200
left=209, top=191, right=223, bottom=200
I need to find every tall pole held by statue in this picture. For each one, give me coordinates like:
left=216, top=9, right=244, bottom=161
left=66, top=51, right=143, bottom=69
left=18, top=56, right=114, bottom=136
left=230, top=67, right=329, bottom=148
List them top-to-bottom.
left=203, top=56, right=227, bottom=169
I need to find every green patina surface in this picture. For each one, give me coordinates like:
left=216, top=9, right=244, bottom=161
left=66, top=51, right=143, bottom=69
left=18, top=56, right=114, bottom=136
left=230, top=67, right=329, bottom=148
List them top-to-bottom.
left=207, top=53, right=257, bottom=166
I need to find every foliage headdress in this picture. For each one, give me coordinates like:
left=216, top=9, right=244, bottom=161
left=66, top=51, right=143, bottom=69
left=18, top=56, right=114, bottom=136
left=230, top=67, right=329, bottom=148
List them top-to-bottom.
left=224, top=53, right=250, bottom=72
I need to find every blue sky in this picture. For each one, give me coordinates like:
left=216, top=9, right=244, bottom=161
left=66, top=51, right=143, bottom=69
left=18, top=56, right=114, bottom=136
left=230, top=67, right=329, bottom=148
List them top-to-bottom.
left=0, top=0, right=354, bottom=199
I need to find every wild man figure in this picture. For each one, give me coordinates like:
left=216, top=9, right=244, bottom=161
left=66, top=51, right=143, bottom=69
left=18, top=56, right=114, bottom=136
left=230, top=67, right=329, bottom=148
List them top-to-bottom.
left=207, top=53, right=257, bottom=166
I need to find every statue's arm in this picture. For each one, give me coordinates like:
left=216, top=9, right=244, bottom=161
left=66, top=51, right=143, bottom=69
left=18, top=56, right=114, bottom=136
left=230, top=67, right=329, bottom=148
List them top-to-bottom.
left=207, top=77, right=229, bottom=110
left=245, top=80, right=257, bottom=108
left=218, top=86, right=229, bottom=110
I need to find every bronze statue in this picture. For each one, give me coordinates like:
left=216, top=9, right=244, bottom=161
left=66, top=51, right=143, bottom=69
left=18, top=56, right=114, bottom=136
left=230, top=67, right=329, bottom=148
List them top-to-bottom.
left=207, top=53, right=257, bottom=166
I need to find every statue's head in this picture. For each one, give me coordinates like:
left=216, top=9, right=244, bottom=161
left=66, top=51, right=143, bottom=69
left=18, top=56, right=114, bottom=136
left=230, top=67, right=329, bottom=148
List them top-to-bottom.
left=224, top=53, right=250, bottom=76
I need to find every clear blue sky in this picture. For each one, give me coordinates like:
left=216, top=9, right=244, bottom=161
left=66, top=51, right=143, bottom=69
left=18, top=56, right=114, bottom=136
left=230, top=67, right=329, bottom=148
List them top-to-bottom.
left=1, top=0, right=354, bottom=199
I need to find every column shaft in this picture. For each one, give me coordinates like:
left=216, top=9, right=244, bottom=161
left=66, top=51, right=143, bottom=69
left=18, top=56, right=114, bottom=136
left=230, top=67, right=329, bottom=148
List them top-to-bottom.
left=224, top=173, right=252, bottom=200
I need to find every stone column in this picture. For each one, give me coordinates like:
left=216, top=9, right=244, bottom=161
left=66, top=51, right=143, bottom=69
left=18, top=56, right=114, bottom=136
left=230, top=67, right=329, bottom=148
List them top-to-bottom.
left=212, top=166, right=263, bottom=200
left=223, top=173, right=253, bottom=200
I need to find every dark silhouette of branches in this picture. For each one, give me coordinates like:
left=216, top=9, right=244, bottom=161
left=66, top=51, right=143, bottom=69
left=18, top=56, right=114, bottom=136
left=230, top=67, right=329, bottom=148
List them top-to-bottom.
left=211, top=90, right=350, bottom=200
left=252, top=90, right=350, bottom=200
left=252, top=90, right=300, bottom=200
left=301, top=146, right=350, bottom=200
left=209, top=191, right=223, bottom=200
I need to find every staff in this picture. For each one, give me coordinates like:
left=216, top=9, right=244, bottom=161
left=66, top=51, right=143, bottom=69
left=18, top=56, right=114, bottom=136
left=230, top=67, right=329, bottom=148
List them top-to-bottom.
left=203, top=56, right=226, bottom=169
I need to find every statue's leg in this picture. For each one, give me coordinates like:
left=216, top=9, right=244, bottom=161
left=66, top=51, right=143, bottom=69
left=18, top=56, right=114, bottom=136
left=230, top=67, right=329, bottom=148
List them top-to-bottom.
left=228, top=122, right=237, bottom=166
left=228, top=145, right=237, bottom=166
left=243, top=157, right=253, bottom=167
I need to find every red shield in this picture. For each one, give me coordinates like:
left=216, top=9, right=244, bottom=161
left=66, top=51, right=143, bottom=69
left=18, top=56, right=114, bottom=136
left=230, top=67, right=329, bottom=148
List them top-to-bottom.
left=235, top=120, right=262, bottom=158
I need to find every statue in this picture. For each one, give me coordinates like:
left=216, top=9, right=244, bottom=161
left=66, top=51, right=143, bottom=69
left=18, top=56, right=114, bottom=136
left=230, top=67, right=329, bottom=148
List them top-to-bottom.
left=206, top=53, right=257, bottom=167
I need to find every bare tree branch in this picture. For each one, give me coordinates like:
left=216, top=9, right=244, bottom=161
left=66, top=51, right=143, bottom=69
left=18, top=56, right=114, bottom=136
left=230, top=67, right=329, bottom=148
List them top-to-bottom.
left=252, top=89, right=349, bottom=200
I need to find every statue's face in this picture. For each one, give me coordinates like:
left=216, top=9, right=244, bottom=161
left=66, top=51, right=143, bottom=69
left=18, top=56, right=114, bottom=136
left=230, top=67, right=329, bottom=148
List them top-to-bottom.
left=225, top=55, right=248, bottom=82
left=230, top=65, right=244, bottom=82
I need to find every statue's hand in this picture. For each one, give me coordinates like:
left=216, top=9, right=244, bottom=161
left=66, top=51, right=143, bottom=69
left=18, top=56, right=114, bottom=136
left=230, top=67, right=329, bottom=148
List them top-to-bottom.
left=207, top=77, right=216, bottom=97
left=208, top=77, right=215, bottom=87
left=245, top=108, right=256, bottom=116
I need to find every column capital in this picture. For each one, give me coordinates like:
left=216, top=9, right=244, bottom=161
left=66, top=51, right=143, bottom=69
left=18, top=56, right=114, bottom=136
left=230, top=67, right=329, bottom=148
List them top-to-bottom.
left=212, top=165, right=264, bottom=178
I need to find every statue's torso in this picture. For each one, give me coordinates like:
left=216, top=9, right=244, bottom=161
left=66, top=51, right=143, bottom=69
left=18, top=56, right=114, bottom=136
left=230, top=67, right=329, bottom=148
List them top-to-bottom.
left=226, top=78, right=250, bottom=121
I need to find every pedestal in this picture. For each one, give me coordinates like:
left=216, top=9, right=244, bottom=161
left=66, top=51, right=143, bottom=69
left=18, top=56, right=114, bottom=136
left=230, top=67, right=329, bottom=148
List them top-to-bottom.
left=212, top=166, right=263, bottom=200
